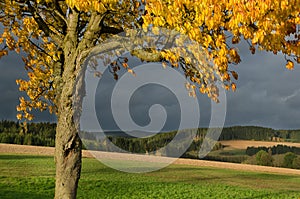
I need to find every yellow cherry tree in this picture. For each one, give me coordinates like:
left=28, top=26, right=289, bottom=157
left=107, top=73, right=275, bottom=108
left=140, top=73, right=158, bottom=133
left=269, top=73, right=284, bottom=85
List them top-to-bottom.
left=0, top=0, right=299, bottom=198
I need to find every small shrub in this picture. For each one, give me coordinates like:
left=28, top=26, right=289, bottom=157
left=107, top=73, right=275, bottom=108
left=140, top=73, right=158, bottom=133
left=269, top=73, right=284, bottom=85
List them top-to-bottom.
left=256, top=150, right=273, bottom=166
left=283, top=152, right=297, bottom=168
left=272, top=154, right=285, bottom=167
left=242, top=155, right=257, bottom=165
left=292, top=156, right=300, bottom=169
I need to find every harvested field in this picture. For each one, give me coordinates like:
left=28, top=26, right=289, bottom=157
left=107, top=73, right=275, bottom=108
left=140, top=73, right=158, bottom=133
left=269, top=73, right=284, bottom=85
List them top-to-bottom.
left=219, top=140, right=300, bottom=150
left=0, top=143, right=299, bottom=175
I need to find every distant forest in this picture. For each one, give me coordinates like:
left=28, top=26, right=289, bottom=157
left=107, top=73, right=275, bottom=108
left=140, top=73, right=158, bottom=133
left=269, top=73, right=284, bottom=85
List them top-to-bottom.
left=0, top=120, right=300, bottom=150
left=0, top=120, right=56, bottom=147
left=2, top=120, right=299, bottom=168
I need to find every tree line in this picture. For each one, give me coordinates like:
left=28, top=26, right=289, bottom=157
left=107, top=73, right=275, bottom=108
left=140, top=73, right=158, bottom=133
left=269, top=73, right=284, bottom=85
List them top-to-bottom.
left=0, top=120, right=56, bottom=147
left=1, top=120, right=300, bottom=149
left=1, top=120, right=300, bottom=169
left=219, top=126, right=300, bottom=142
left=246, top=145, right=300, bottom=156
left=247, top=150, right=300, bottom=169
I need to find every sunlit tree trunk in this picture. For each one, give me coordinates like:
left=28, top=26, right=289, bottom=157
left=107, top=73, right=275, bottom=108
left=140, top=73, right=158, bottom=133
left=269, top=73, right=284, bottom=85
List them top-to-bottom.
left=54, top=36, right=85, bottom=198
left=54, top=69, right=82, bottom=198
left=55, top=111, right=82, bottom=199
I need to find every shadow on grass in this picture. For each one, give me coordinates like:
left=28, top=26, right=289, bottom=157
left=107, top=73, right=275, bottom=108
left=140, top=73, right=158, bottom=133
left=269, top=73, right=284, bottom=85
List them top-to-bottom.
left=0, top=154, right=52, bottom=160
left=0, top=191, right=52, bottom=199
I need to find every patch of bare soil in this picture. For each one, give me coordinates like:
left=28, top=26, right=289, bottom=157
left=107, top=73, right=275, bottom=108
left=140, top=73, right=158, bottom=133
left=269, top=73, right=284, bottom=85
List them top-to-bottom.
left=219, top=140, right=300, bottom=150
left=1, top=143, right=299, bottom=175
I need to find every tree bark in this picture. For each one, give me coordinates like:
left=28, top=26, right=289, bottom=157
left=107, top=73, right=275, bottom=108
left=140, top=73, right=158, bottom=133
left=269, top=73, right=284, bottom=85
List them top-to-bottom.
left=51, top=20, right=125, bottom=198
left=54, top=50, right=83, bottom=199
left=54, top=76, right=82, bottom=199
left=54, top=112, right=82, bottom=199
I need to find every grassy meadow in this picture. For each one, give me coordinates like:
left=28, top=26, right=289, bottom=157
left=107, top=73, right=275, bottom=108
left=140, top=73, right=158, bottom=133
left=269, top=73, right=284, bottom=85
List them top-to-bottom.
left=1, top=154, right=300, bottom=198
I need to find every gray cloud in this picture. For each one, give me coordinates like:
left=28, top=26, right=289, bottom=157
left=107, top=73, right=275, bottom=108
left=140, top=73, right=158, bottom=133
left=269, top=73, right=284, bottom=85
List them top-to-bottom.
left=1, top=42, right=299, bottom=130
left=225, top=42, right=300, bottom=129
left=0, top=52, right=55, bottom=122
left=0, top=53, right=25, bottom=120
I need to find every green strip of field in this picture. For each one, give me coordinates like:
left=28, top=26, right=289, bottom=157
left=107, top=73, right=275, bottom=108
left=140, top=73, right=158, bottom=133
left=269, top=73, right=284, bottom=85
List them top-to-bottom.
left=0, top=154, right=300, bottom=199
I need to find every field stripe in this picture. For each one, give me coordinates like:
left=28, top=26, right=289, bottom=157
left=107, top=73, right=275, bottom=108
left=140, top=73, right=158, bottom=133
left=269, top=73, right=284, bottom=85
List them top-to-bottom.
left=219, top=140, right=300, bottom=149
left=1, top=143, right=299, bottom=175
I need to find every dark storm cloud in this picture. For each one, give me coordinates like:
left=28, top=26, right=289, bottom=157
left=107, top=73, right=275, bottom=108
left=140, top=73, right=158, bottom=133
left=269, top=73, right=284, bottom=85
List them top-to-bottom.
left=1, top=41, right=300, bottom=130
left=225, top=42, right=300, bottom=129
left=0, top=52, right=55, bottom=122
left=0, top=53, right=25, bottom=120
left=91, top=62, right=183, bottom=131
left=94, top=82, right=182, bottom=131
left=128, top=84, right=181, bottom=129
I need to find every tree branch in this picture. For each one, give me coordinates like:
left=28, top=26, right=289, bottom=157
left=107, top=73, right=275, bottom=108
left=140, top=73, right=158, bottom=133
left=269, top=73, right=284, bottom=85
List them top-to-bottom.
left=25, top=0, right=62, bottom=46
left=53, top=0, right=67, bottom=23
left=79, top=12, right=103, bottom=48
left=83, top=35, right=162, bottom=64
left=27, top=39, right=52, bottom=57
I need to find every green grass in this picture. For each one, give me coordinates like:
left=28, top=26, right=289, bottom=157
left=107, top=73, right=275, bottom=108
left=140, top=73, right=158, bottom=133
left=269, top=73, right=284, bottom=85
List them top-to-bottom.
left=200, top=149, right=249, bottom=163
left=1, top=154, right=300, bottom=199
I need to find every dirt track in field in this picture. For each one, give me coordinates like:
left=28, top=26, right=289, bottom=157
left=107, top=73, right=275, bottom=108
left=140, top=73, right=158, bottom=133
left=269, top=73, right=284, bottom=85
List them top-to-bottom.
left=219, top=140, right=300, bottom=149
left=1, top=143, right=299, bottom=175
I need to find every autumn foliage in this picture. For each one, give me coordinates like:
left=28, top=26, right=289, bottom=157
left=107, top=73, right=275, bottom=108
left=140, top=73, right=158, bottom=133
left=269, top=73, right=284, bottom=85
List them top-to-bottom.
left=0, top=0, right=299, bottom=120
left=1, top=1, right=299, bottom=198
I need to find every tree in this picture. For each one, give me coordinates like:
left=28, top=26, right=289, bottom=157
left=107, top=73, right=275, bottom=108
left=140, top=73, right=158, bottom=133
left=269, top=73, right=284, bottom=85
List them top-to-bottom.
left=0, top=0, right=299, bottom=198
left=256, top=150, right=273, bottom=166
left=283, top=152, right=297, bottom=168
left=292, top=156, right=300, bottom=169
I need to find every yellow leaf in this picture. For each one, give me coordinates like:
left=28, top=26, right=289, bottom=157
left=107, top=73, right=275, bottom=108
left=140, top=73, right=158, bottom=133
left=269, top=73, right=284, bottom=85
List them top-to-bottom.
left=152, top=27, right=160, bottom=35
left=286, top=61, right=294, bottom=70
left=162, top=62, right=167, bottom=69
left=122, top=63, right=128, bottom=68
left=128, top=69, right=136, bottom=76
left=231, top=83, right=236, bottom=92
left=224, top=85, right=230, bottom=90
left=200, top=87, right=206, bottom=94
left=16, top=114, right=22, bottom=120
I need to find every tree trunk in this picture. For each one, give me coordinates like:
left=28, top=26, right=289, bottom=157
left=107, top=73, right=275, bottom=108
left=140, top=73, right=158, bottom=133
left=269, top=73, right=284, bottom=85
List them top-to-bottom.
left=52, top=12, right=101, bottom=195
left=54, top=53, right=84, bottom=199
left=54, top=106, right=82, bottom=199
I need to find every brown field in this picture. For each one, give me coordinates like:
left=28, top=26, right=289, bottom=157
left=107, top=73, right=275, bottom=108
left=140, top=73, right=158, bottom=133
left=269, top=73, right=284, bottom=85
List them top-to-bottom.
left=219, top=140, right=300, bottom=150
left=1, top=143, right=299, bottom=175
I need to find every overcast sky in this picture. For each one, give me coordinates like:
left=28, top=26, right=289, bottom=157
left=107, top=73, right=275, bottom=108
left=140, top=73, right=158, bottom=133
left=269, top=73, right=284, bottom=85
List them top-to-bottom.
left=0, top=41, right=299, bottom=130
